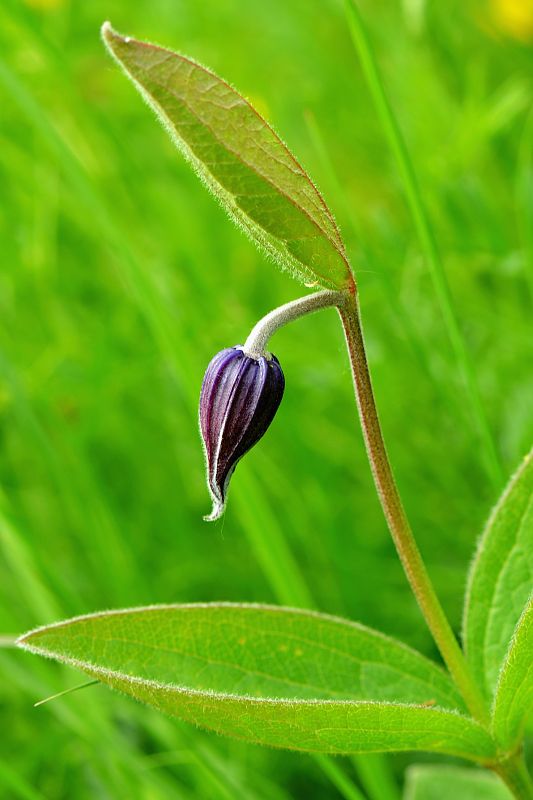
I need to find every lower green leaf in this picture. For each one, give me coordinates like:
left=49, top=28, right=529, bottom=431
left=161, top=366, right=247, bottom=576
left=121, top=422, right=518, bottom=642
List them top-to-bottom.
left=17, top=603, right=496, bottom=760
left=404, top=765, right=512, bottom=799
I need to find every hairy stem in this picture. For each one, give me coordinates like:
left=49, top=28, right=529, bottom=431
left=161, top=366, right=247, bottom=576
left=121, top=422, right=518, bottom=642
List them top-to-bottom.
left=243, top=290, right=344, bottom=357
left=338, top=291, right=489, bottom=725
left=495, top=754, right=533, bottom=800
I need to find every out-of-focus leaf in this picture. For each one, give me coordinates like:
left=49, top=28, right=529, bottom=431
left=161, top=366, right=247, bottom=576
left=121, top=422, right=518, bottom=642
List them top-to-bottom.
left=101, top=23, right=353, bottom=292
left=463, top=448, right=533, bottom=699
left=492, top=596, right=533, bottom=747
left=17, top=603, right=495, bottom=760
left=403, top=765, right=512, bottom=799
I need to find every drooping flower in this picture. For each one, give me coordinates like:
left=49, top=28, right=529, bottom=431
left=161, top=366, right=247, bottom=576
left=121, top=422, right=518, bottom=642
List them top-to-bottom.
left=199, top=347, right=285, bottom=521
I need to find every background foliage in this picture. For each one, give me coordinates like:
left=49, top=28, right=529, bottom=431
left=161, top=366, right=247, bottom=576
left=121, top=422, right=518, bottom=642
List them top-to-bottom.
left=0, top=0, right=532, bottom=797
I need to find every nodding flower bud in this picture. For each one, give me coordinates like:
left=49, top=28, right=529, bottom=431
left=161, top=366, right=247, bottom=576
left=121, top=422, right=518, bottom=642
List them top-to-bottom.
left=199, top=347, right=285, bottom=521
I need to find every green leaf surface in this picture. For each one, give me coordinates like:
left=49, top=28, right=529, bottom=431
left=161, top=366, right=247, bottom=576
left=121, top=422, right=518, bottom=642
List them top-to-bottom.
left=101, top=23, right=353, bottom=292
left=463, top=448, right=533, bottom=699
left=492, top=596, right=533, bottom=746
left=17, top=603, right=495, bottom=760
left=403, top=765, right=512, bottom=800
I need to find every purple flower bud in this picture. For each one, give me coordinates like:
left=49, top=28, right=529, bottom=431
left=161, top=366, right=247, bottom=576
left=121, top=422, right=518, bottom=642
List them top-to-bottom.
left=199, top=347, right=285, bottom=521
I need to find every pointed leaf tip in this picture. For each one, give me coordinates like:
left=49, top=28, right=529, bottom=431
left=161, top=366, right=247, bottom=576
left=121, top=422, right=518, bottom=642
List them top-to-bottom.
left=100, top=21, right=115, bottom=44
left=101, top=22, right=131, bottom=54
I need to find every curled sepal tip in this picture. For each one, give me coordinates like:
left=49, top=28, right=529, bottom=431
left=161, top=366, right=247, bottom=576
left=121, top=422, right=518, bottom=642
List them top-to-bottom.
left=199, top=347, right=285, bottom=521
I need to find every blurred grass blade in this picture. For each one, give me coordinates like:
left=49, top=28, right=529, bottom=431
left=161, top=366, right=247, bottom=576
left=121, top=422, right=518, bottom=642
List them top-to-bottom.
left=343, top=0, right=503, bottom=489
left=101, top=23, right=353, bottom=292
left=515, top=108, right=533, bottom=304
left=463, top=447, right=533, bottom=700
left=492, top=597, right=533, bottom=748
left=17, top=603, right=496, bottom=760
left=34, top=679, right=99, bottom=708
left=351, top=754, right=400, bottom=800
left=313, top=755, right=366, bottom=800
left=0, top=759, right=47, bottom=800
left=404, top=764, right=512, bottom=799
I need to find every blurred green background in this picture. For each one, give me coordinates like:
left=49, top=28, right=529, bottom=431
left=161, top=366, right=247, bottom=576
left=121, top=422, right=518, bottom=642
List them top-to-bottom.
left=1, top=0, right=532, bottom=797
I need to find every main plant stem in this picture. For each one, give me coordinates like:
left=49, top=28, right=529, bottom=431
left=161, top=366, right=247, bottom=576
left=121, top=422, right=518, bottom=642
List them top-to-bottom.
left=338, top=291, right=489, bottom=725
left=496, top=754, right=533, bottom=800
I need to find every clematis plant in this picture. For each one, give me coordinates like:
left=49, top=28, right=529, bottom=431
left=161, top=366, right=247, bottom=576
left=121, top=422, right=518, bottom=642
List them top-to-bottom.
left=15, top=20, right=533, bottom=800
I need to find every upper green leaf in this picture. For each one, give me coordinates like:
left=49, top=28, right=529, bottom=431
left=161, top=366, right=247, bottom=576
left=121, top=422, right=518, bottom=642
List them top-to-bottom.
left=101, top=23, right=353, bottom=292
left=463, top=447, right=533, bottom=700
left=492, top=596, right=533, bottom=747
left=17, top=603, right=495, bottom=760
left=404, top=765, right=512, bottom=800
